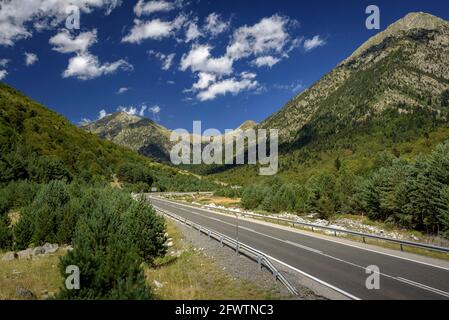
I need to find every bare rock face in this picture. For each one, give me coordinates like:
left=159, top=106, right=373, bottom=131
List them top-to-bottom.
left=2, top=243, right=61, bottom=261
left=16, top=249, right=33, bottom=260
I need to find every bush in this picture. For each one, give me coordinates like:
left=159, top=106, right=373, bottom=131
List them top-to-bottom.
left=56, top=191, right=154, bottom=300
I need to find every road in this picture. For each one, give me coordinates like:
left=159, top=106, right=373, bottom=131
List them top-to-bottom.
left=149, top=196, right=449, bottom=300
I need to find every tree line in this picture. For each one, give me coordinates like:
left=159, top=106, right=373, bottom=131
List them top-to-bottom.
left=238, top=140, right=449, bottom=237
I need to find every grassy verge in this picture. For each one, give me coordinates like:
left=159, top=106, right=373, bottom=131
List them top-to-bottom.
left=144, top=221, right=281, bottom=300
left=0, top=253, right=63, bottom=300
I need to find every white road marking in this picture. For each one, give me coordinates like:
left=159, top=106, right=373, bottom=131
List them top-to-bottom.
left=152, top=196, right=449, bottom=272
left=153, top=198, right=449, bottom=298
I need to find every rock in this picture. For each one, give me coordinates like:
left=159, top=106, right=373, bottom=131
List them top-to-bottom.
left=166, top=241, right=174, bottom=247
left=43, top=243, right=59, bottom=254
left=32, top=246, right=45, bottom=257
left=16, top=249, right=33, bottom=260
left=1, top=252, right=17, bottom=261
left=153, top=280, right=163, bottom=289
left=15, top=286, right=36, bottom=300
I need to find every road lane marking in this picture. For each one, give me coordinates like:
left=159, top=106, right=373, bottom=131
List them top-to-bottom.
left=151, top=197, right=449, bottom=273
left=153, top=199, right=449, bottom=298
left=397, top=277, right=449, bottom=298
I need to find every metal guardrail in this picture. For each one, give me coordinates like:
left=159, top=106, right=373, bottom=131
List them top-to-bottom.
left=155, top=206, right=299, bottom=296
left=204, top=206, right=449, bottom=255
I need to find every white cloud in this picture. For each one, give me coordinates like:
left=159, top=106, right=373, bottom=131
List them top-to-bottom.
left=0, top=0, right=122, bottom=46
left=134, top=0, right=175, bottom=17
left=204, top=13, right=229, bottom=36
left=122, top=15, right=186, bottom=43
left=226, top=15, right=291, bottom=60
left=185, top=21, right=202, bottom=42
left=49, top=29, right=97, bottom=54
left=303, top=35, right=326, bottom=51
left=180, top=44, right=233, bottom=76
left=149, top=50, right=175, bottom=70
left=24, top=52, right=38, bottom=66
left=62, top=53, right=133, bottom=80
left=252, top=55, right=280, bottom=68
left=0, top=59, right=9, bottom=67
left=0, top=70, right=7, bottom=80
left=240, top=71, right=257, bottom=79
left=192, top=72, right=216, bottom=90
left=197, top=76, right=259, bottom=101
left=116, top=87, right=129, bottom=94
left=117, top=105, right=147, bottom=117
left=118, top=105, right=138, bottom=115
left=139, top=105, right=147, bottom=116
left=149, top=105, right=161, bottom=114
left=98, top=109, right=109, bottom=119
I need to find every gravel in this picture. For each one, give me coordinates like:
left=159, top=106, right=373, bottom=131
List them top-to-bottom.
left=169, top=217, right=325, bottom=300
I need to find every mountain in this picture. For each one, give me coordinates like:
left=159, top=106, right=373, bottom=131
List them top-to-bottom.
left=214, top=12, right=449, bottom=184
left=0, top=83, right=214, bottom=191
left=83, top=112, right=173, bottom=162
left=83, top=114, right=257, bottom=163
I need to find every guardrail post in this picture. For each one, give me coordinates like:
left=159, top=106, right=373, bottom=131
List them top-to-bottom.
left=312, top=227, right=314, bottom=232
left=208, top=231, right=211, bottom=240
left=334, top=231, right=337, bottom=237
left=220, top=236, right=224, bottom=246
left=363, top=236, right=366, bottom=244
left=236, top=243, right=240, bottom=254
left=400, top=244, right=404, bottom=251
left=257, top=255, right=262, bottom=270
left=273, top=271, right=279, bottom=279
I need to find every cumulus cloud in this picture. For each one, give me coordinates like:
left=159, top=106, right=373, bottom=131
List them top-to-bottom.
left=0, top=0, right=121, bottom=46
left=134, top=0, right=175, bottom=16
left=204, top=13, right=229, bottom=36
left=122, top=15, right=186, bottom=43
left=226, top=15, right=291, bottom=60
left=185, top=21, right=202, bottom=43
left=49, top=29, right=97, bottom=54
left=303, top=35, right=326, bottom=51
left=180, top=45, right=233, bottom=76
left=148, top=50, right=175, bottom=70
left=24, top=52, right=38, bottom=66
left=62, top=53, right=133, bottom=80
left=252, top=55, right=280, bottom=68
left=0, top=70, right=7, bottom=80
left=197, top=76, right=259, bottom=101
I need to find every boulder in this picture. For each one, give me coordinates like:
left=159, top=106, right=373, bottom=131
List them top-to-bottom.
left=43, top=243, right=59, bottom=254
left=32, top=246, right=46, bottom=257
left=16, top=249, right=33, bottom=260
left=1, top=252, right=17, bottom=261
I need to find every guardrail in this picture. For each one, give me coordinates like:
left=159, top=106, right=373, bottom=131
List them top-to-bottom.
left=150, top=195, right=449, bottom=255
left=155, top=206, right=299, bottom=296
left=206, top=206, right=449, bottom=255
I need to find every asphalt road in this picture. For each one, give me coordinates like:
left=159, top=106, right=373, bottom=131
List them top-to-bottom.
left=149, top=196, right=449, bottom=300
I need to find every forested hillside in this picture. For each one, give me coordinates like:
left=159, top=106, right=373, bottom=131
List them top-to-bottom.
left=0, top=83, right=215, bottom=191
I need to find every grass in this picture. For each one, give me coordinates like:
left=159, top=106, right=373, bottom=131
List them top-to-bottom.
left=144, top=221, right=281, bottom=300
left=0, top=252, right=63, bottom=300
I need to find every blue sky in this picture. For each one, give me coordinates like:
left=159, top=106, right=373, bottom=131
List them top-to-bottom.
left=1, top=0, right=448, bottom=132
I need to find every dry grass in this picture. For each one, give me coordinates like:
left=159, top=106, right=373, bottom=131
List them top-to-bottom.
left=144, top=221, right=279, bottom=300
left=0, top=252, right=63, bottom=300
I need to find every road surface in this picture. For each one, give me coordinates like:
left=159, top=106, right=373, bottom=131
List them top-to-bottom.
left=149, top=196, right=449, bottom=300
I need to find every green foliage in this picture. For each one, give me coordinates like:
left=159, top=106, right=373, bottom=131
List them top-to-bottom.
left=0, top=83, right=215, bottom=192
left=56, top=189, right=158, bottom=300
